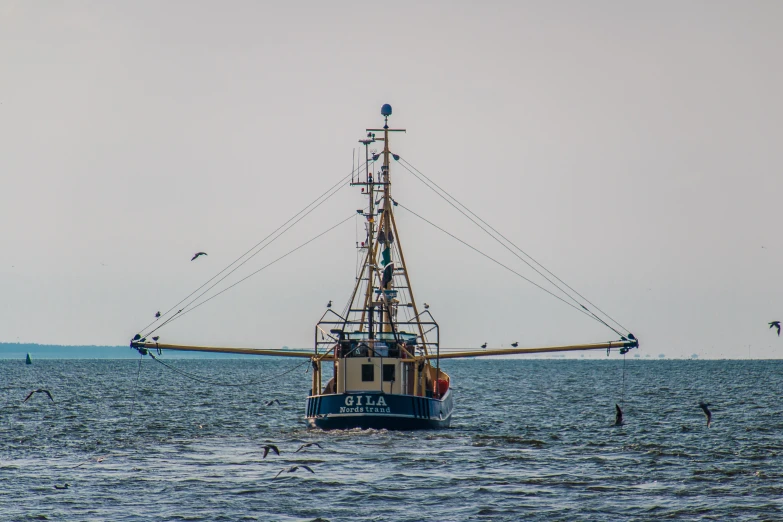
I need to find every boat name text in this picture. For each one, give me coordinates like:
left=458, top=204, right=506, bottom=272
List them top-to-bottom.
left=340, top=395, right=390, bottom=413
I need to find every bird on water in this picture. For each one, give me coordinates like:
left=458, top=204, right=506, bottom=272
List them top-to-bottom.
left=191, top=252, right=207, bottom=261
left=770, top=321, right=781, bottom=336
left=24, top=389, right=53, bottom=403
left=265, top=399, right=281, bottom=406
left=699, top=402, right=712, bottom=428
left=614, top=404, right=624, bottom=426
left=261, top=444, right=280, bottom=459
left=275, top=465, right=315, bottom=478
left=53, top=483, right=70, bottom=490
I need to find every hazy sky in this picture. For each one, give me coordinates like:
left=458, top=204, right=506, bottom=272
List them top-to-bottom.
left=1, top=1, right=781, bottom=358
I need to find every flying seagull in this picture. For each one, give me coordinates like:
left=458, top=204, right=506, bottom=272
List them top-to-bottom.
left=191, top=252, right=207, bottom=261
left=327, top=300, right=332, bottom=308
left=155, top=311, right=161, bottom=318
left=769, top=321, right=781, bottom=336
left=511, top=342, right=519, bottom=348
left=481, top=343, right=487, bottom=349
left=24, top=389, right=53, bottom=403
left=264, top=399, right=281, bottom=406
left=698, top=402, right=712, bottom=428
left=614, top=404, right=624, bottom=426
left=295, top=442, right=323, bottom=453
left=261, top=444, right=280, bottom=459
left=72, top=454, right=117, bottom=468
left=274, top=465, right=315, bottom=478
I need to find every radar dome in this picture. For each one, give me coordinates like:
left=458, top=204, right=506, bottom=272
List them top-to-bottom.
left=381, top=104, right=392, bottom=116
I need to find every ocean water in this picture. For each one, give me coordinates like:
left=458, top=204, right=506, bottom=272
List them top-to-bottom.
left=1, top=358, right=782, bottom=521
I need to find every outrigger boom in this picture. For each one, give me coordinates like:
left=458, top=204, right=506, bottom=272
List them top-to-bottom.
left=130, top=339, right=638, bottom=360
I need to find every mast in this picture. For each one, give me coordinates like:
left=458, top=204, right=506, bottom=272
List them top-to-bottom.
left=350, top=105, right=408, bottom=341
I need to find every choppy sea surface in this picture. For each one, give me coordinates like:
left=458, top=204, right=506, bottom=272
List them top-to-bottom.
left=2, top=358, right=782, bottom=521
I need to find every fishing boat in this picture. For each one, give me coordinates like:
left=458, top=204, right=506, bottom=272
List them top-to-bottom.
left=129, top=104, right=638, bottom=430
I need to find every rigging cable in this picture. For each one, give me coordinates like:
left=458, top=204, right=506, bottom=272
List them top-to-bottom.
left=396, top=157, right=630, bottom=336
left=137, top=162, right=367, bottom=338
left=395, top=202, right=601, bottom=324
left=151, top=213, right=356, bottom=328
left=147, top=352, right=311, bottom=387
left=621, top=352, right=627, bottom=409
left=126, top=353, right=144, bottom=430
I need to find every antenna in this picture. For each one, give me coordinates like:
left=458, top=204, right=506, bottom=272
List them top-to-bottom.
left=381, top=103, right=392, bottom=129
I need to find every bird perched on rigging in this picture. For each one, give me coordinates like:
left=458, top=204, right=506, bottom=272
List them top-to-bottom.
left=191, top=252, right=207, bottom=261
left=327, top=300, right=332, bottom=308
left=423, top=303, right=429, bottom=309
left=155, top=311, right=161, bottom=318
left=769, top=321, right=781, bottom=336
left=152, top=336, right=160, bottom=342
left=511, top=342, right=519, bottom=348
left=481, top=343, right=487, bottom=349
left=24, top=389, right=53, bottom=403
left=698, top=402, right=712, bottom=428
left=614, top=404, right=624, bottom=426
left=295, top=442, right=323, bottom=453
left=261, top=444, right=280, bottom=459
left=275, top=465, right=315, bottom=478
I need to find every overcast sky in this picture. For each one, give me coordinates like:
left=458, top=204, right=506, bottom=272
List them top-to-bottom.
left=1, top=1, right=781, bottom=358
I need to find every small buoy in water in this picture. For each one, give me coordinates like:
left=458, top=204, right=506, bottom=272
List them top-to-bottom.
left=26, top=353, right=32, bottom=365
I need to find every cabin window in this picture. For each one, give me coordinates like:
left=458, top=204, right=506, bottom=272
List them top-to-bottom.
left=362, top=364, right=375, bottom=382
left=383, top=364, right=395, bottom=382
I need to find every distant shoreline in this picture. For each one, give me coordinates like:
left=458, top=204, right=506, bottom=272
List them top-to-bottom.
left=0, top=343, right=259, bottom=359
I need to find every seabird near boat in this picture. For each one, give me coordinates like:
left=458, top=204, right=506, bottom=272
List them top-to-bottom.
left=127, top=105, right=639, bottom=431
left=770, top=321, right=781, bottom=336
left=23, top=389, right=53, bottom=403
left=699, top=402, right=712, bottom=427
left=614, top=403, right=624, bottom=426
left=295, top=442, right=323, bottom=452
left=261, top=445, right=280, bottom=459
left=275, top=465, right=314, bottom=478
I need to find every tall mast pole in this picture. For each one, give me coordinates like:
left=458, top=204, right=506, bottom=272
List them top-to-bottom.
left=381, top=106, right=392, bottom=332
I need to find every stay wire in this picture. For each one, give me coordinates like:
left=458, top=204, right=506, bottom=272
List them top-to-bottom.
left=397, top=157, right=630, bottom=335
left=396, top=160, right=580, bottom=306
left=136, top=163, right=366, bottom=338
left=143, top=173, right=355, bottom=337
left=146, top=184, right=349, bottom=336
left=395, top=202, right=598, bottom=322
left=154, top=213, right=356, bottom=327
left=147, top=352, right=311, bottom=387
left=621, top=352, right=627, bottom=408
left=127, top=354, right=143, bottom=428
